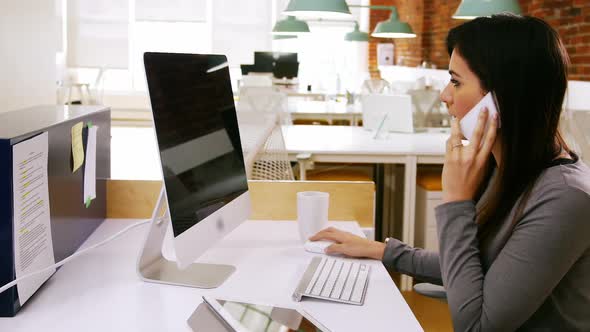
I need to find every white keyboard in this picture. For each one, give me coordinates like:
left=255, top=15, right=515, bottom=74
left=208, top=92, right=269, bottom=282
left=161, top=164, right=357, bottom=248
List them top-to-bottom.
left=292, top=256, right=370, bottom=305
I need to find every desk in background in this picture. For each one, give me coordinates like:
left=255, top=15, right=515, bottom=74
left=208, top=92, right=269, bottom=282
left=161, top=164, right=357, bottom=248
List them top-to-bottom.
left=288, top=100, right=362, bottom=126
left=283, top=125, right=448, bottom=291
left=0, top=219, right=423, bottom=332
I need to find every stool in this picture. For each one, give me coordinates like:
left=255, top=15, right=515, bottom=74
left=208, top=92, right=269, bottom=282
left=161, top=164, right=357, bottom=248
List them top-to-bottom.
left=63, top=83, right=91, bottom=105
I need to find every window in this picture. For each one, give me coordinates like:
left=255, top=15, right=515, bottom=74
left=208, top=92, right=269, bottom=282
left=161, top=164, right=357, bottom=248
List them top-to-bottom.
left=65, top=0, right=369, bottom=94
left=66, top=0, right=212, bottom=92
left=132, top=21, right=211, bottom=91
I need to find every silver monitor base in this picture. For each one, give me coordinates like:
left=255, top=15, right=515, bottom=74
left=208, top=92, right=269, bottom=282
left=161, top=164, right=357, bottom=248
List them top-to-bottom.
left=137, top=187, right=235, bottom=288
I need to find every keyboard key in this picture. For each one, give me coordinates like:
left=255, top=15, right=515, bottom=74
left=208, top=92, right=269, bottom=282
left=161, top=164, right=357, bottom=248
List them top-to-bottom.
left=305, top=258, right=327, bottom=294
left=311, top=259, right=335, bottom=296
left=321, top=260, right=343, bottom=298
left=330, top=262, right=351, bottom=299
left=340, top=263, right=360, bottom=301
left=350, top=264, right=369, bottom=303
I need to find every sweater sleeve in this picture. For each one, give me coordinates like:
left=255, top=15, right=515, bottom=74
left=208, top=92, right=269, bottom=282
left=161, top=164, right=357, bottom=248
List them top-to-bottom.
left=435, top=189, right=590, bottom=331
left=381, top=237, right=443, bottom=286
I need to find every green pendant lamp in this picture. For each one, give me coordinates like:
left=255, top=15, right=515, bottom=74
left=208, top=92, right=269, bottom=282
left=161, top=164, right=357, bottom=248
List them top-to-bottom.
left=283, top=0, right=352, bottom=19
left=453, top=0, right=522, bottom=20
left=372, top=7, right=416, bottom=39
left=272, top=16, right=310, bottom=35
left=345, top=22, right=369, bottom=42
left=273, top=35, right=298, bottom=40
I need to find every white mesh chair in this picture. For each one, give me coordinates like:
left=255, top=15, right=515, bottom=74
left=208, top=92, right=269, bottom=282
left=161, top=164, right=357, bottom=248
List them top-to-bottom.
left=87, top=67, right=106, bottom=105
left=240, top=74, right=273, bottom=88
left=360, top=78, right=391, bottom=95
left=236, top=86, right=294, bottom=181
left=237, top=86, right=291, bottom=125
left=407, top=88, right=441, bottom=128
left=237, top=112, right=294, bottom=181
left=250, top=125, right=294, bottom=181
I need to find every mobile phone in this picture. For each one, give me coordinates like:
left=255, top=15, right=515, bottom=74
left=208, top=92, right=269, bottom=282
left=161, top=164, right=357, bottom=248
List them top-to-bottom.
left=459, top=91, right=501, bottom=142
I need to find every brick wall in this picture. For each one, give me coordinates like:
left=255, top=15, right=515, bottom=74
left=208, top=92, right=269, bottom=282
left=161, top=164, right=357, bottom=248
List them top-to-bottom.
left=368, top=0, right=590, bottom=81
left=368, top=0, right=427, bottom=77
left=423, top=0, right=462, bottom=69
left=519, top=0, right=590, bottom=80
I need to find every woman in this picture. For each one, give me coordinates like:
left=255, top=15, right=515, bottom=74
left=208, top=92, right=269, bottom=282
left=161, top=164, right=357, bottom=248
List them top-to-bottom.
left=311, top=14, right=590, bottom=331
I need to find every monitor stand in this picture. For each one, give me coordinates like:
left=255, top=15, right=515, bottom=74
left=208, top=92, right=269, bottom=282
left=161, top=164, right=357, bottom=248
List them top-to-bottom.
left=136, top=187, right=236, bottom=288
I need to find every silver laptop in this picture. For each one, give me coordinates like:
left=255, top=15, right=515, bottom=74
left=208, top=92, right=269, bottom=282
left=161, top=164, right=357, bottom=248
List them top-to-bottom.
left=362, top=94, right=414, bottom=133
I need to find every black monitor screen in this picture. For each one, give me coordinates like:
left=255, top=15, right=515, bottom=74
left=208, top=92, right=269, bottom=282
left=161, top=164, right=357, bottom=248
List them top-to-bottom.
left=144, top=52, right=248, bottom=237
left=254, top=52, right=297, bottom=70
left=273, top=62, right=299, bottom=79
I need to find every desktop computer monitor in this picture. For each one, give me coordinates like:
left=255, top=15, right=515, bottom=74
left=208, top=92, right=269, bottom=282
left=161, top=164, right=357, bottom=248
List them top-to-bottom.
left=143, top=52, right=251, bottom=274
left=254, top=52, right=298, bottom=71
left=273, top=61, right=299, bottom=79
left=240, top=64, right=257, bottom=75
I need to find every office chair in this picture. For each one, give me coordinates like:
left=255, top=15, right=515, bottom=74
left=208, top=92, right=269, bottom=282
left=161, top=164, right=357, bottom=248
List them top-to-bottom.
left=87, top=67, right=106, bottom=105
left=240, top=74, right=273, bottom=88
left=360, top=78, right=391, bottom=95
left=237, top=86, right=291, bottom=125
left=407, top=87, right=442, bottom=128
left=237, top=104, right=294, bottom=181
left=250, top=125, right=294, bottom=181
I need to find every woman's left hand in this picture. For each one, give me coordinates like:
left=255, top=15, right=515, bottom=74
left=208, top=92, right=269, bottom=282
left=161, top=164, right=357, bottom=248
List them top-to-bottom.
left=442, top=108, right=498, bottom=203
left=309, top=227, right=385, bottom=260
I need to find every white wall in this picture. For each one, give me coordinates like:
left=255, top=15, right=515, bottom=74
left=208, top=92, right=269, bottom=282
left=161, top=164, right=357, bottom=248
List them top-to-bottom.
left=0, top=0, right=57, bottom=113
left=212, top=0, right=272, bottom=67
left=566, top=80, right=590, bottom=111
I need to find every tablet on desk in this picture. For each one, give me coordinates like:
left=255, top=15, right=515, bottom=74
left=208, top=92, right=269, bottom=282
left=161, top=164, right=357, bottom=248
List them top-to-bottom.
left=188, top=296, right=331, bottom=332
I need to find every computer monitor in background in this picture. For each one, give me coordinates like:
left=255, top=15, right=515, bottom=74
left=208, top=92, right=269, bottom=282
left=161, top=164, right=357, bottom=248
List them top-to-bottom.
left=139, top=52, right=251, bottom=288
left=253, top=52, right=275, bottom=73
left=254, top=52, right=298, bottom=71
left=275, top=52, right=298, bottom=64
left=273, top=61, right=299, bottom=79
left=240, top=64, right=257, bottom=75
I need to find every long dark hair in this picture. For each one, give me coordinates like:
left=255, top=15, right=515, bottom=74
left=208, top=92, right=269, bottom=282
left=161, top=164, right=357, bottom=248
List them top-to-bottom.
left=446, top=14, right=571, bottom=228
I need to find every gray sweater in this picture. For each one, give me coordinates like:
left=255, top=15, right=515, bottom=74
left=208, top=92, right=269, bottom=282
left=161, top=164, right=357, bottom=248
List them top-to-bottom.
left=383, top=156, right=590, bottom=331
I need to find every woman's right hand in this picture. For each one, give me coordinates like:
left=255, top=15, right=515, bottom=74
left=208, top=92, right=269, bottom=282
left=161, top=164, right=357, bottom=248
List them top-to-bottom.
left=309, top=227, right=386, bottom=260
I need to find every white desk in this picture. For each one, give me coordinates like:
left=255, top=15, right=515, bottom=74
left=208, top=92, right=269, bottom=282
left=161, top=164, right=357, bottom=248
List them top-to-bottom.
left=289, top=101, right=362, bottom=126
left=109, top=124, right=448, bottom=290
left=283, top=125, right=448, bottom=291
left=0, top=219, right=422, bottom=332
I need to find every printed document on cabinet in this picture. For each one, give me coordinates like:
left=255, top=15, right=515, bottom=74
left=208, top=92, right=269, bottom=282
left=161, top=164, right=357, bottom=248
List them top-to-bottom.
left=12, top=132, right=55, bottom=305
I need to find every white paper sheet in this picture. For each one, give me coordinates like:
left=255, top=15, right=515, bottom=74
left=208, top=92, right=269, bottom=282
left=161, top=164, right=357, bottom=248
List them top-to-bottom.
left=83, top=125, right=98, bottom=207
left=12, top=132, right=55, bottom=305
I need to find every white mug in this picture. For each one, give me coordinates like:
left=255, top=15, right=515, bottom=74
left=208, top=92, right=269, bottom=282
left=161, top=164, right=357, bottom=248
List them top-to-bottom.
left=297, top=191, right=329, bottom=243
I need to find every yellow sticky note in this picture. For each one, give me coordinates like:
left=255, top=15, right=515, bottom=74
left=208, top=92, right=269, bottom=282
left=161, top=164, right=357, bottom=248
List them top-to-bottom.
left=71, top=122, right=85, bottom=172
